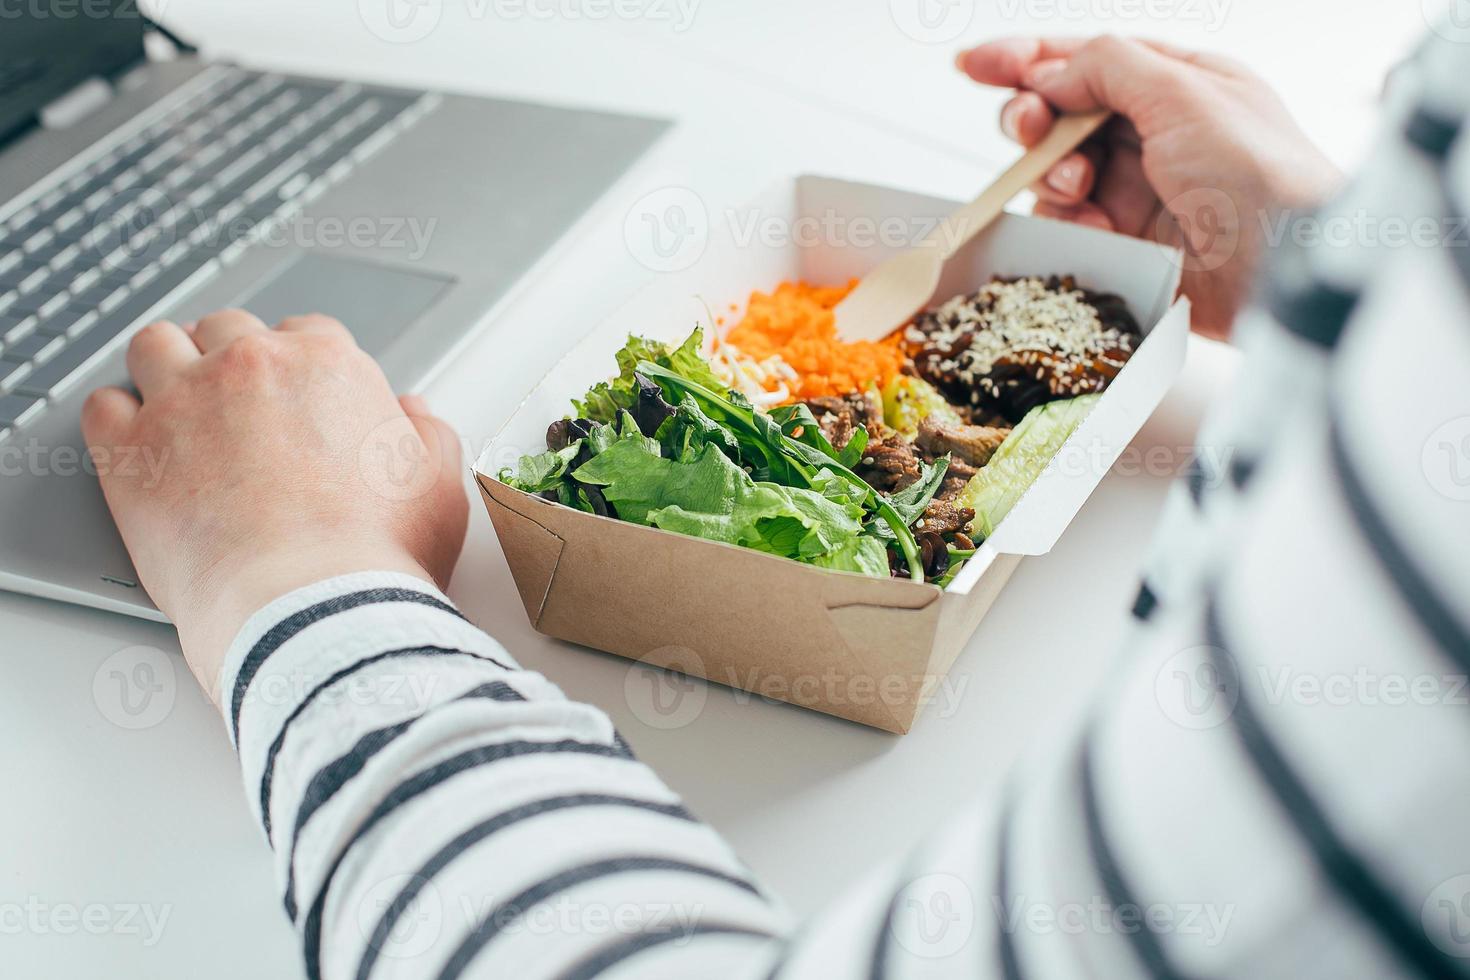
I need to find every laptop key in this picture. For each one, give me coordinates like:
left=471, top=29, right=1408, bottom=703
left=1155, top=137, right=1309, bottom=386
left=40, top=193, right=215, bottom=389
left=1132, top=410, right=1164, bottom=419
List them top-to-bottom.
left=17, top=267, right=48, bottom=294
left=3, top=279, right=52, bottom=311
left=7, top=289, right=68, bottom=318
left=36, top=310, right=98, bottom=341
left=2, top=314, right=36, bottom=346
left=14, top=326, right=117, bottom=399
left=1, top=331, right=63, bottom=365
left=0, top=360, right=32, bottom=394
left=0, top=392, right=44, bottom=428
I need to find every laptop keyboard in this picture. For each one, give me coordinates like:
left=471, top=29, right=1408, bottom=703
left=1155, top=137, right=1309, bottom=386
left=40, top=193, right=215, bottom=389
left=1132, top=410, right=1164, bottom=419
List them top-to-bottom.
left=0, top=67, right=437, bottom=440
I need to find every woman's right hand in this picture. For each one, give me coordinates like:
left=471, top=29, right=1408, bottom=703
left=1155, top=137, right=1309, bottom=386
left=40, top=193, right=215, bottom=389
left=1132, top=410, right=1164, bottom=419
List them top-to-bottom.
left=958, top=36, right=1343, bottom=340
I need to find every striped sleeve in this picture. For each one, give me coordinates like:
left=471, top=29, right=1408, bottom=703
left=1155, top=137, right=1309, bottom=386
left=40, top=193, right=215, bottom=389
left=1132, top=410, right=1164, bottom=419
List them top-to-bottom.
left=217, top=571, right=787, bottom=980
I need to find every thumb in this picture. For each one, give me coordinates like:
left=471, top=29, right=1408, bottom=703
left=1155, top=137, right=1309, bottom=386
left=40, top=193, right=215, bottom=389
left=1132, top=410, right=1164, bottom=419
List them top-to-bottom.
left=1022, top=36, right=1188, bottom=133
left=398, top=393, right=466, bottom=488
left=398, top=394, right=469, bottom=589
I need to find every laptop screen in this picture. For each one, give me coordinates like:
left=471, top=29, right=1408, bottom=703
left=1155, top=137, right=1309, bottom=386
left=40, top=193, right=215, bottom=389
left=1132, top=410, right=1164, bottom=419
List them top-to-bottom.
left=0, top=0, right=147, bottom=146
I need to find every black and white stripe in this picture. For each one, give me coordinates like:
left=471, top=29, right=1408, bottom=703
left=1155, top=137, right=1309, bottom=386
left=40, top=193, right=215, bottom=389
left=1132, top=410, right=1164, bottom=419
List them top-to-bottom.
left=228, top=587, right=470, bottom=740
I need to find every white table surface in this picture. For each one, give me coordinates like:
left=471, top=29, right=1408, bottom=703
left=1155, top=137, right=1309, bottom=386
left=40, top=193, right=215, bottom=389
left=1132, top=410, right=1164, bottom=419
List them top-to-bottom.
left=0, top=2, right=1429, bottom=976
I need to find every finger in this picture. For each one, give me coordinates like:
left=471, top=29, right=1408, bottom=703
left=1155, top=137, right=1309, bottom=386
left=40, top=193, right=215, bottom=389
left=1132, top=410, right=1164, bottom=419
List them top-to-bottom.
left=957, top=36, right=1203, bottom=89
left=1021, top=36, right=1190, bottom=127
left=956, top=37, right=1090, bottom=88
left=999, top=92, right=1055, bottom=148
left=1090, top=138, right=1161, bottom=238
left=1030, top=151, right=1096, bottom=205
left=1033, top=200, right=1116, bottom=232
left=192, top=308, right=268, bottom=354
left=276, top=313, right=356, bottom=343
left=125, top=320, right=200, bottom=400
left=80, top=386, right=141, bottom=450
left=399, top=393, right=432, bottom=418
left=398, top=394, right=468, bottom=589
left=399, top=395, right=463, bottom=471
left=400, top=395, right=466, bottom=482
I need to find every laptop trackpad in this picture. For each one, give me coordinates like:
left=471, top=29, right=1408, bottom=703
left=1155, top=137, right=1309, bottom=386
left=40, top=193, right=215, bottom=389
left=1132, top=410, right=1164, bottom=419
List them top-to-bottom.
left=235, top=254, right=454, bottom=359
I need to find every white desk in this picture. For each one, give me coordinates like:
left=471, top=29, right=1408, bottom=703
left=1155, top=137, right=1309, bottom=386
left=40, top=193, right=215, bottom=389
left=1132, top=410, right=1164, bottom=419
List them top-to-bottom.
left=0, top=3, right=1427, bottom=976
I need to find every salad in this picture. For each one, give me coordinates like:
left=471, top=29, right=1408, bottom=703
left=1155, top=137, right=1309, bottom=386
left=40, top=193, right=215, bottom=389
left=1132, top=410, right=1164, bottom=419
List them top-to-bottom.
left=500, top=275, right=1140, bottom=587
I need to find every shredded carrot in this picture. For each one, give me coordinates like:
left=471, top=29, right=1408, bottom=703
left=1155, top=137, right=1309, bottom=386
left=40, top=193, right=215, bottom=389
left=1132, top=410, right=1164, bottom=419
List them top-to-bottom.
left=722, top=280, right=904, bottom=401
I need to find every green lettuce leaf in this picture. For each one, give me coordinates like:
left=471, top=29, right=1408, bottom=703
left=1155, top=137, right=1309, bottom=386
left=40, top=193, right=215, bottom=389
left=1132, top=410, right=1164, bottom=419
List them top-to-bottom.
left=662, top=327, right=727, bottom=393
left=571, top=328, right=724, bottom=423
left=571, top=336, right=667, bottom=422
left=654, top=396, right=741, bottom=463
left=572, top=437, right=882, bottom=574
left=499, top=442, right=583, bottom=493
left=813, top=536, right=891, bottom=577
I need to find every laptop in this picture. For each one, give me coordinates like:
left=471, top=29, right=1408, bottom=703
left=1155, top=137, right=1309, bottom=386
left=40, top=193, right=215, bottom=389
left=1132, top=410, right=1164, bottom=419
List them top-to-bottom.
left=0, top=2, right=667, bottom=621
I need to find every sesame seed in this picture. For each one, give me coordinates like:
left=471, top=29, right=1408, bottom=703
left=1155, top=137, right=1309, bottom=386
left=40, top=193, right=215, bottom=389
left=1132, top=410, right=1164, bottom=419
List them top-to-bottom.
left=912, top=276, right=1134, bottom=388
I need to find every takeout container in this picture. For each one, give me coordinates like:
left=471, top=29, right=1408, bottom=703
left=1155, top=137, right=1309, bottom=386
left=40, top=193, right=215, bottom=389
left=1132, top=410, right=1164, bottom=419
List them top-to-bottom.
left=474, top=176, right=1189, bottom=733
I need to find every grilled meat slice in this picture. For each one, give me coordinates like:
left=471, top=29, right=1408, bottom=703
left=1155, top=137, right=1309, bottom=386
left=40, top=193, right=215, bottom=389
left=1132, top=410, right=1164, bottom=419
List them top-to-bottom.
left=805, top=391, right=884, bottom=451
left=806, top=400, right=855, bottom=452
left=915, top=415, right=1011, bottom=468
left=857, top=438, right=925, bottom=492
left=917, top=497, right=975, bottom=537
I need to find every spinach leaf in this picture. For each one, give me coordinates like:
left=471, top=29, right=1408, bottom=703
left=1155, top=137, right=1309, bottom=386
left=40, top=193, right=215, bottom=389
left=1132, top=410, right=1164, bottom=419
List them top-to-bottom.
left=636, top=361, right=927, bottom=581
left=886, top=456, right=951, bottom=527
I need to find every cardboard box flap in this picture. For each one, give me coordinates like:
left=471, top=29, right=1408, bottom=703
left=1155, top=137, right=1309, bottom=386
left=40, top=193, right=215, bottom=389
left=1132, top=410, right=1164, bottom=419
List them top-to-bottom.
left=476, top=475, right=566, bottom=626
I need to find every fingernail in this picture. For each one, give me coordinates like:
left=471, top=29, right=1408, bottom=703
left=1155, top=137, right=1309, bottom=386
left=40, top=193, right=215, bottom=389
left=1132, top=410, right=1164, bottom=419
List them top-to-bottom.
left=954, top=49, right=970, bottom=73
left=1024, top=59, right=1065, bottom=89
left=1000, top=100, right=1022, bottom=142
left=1047, top=161, right=1085, bottom=197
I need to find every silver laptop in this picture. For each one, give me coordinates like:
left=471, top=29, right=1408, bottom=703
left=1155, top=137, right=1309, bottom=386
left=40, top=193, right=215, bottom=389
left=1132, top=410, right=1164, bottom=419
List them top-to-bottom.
left=0, top=4, right=667, bottom=621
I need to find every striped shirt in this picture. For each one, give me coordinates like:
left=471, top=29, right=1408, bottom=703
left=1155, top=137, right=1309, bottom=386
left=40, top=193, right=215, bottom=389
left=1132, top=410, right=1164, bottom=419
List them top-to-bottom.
left=215, top=37, right=1470, bottom=980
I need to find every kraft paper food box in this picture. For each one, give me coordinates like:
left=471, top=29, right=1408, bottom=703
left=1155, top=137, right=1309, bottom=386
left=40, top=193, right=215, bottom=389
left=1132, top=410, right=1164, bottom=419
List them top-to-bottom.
left=474, top=175, right=1189, bottom=733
